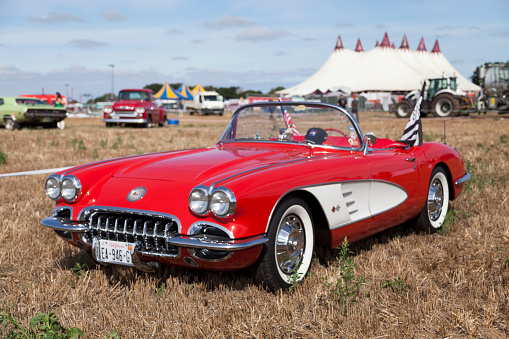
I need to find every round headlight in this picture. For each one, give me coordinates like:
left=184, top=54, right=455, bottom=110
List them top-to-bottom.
left=104, top=106, right=113, bottom=114
left=135, top=107, right=145, bottom=114
left=45, top=174, right=61, bottom=200
left=61, top=175, right=82, bottom=202
left=189, top=186, right=209, bottom=215
left=210, top=187, right=236, bottom=217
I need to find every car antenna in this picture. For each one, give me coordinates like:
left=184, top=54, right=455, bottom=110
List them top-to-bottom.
left=443, top=119, right=447, bottom=145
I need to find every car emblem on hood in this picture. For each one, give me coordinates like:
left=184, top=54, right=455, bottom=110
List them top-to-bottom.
left=127, top=187, right=146, bottom=202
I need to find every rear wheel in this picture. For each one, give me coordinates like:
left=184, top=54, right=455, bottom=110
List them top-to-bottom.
left=432, top=94, right=459, bottom=117
left=396, top=99, right=413, bottom=118
left=416, top=166, right=450, bottom=231
left=254, top=197, right=314, bottom=290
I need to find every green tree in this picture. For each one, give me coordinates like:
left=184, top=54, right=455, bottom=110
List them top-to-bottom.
left=144, top=83, right=164, bottom=93
left=267, top=86, right=285, bottom=95
left=94, top=93, right=116, bottom=102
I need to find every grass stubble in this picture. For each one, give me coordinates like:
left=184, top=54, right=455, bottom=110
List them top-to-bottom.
left=0, top=112, right=507, bottom=338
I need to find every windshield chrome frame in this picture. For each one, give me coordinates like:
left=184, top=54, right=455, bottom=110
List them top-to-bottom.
left=218, top=101, right=365, bottom=151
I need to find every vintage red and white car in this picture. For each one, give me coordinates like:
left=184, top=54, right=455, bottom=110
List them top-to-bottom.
left=103, top=89, right=165, bottom=128
left=41, top=102, right=470, bottom=290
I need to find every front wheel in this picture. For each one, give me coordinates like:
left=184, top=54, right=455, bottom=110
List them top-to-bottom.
left=144, top=115, right=152, bottom=128
left=4, top=118, right=20, bottom=130
left=416, top=166, right=450, bottom=231
left=254, top=197, right=314, bottom=290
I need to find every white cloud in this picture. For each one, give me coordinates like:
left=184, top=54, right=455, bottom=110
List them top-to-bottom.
left=102, top=10, right=127, bottom=21
left=26, top=12, right=85, bottom=24
left=204, top=15, right=256, bottom=29
left=235, top=27, right=289, bottom=41
left=69, top=39, right=109, bottom=49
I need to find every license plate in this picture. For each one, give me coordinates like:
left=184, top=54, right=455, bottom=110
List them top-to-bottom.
left=43, top=117, right=52, bottom=122
left=94, top=239, right=135, bottom=266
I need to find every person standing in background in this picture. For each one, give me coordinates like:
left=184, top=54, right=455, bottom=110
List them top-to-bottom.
left=54, top=92, right=64, bottom=107
left=337, top=95, right=347, bottom=109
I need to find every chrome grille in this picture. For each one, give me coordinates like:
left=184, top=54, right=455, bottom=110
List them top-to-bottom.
left=87, top=212, right=178, bottom=256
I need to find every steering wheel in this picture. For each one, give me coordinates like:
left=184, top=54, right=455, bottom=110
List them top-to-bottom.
left=324, top=128, right=348, bottom=138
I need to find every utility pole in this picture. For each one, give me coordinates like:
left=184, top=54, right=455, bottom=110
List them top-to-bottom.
left=109, top=64, right=114, bottom=101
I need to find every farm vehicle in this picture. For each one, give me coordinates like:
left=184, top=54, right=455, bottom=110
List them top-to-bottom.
left=476, top=63, right=509, bottom=113
left=395, top=77, right=471, bottom=118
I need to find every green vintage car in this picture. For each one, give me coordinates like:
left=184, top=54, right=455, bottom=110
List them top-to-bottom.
left=0, top=97, right=67, bottom=130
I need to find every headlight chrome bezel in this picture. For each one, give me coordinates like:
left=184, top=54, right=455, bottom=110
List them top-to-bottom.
left=104, top=106, right=113, bottom=114
left=135, top=107, right=145, bottom=114
left=45, top=174, right=82, bottom=203
left=45, top=174, right=62, bottom=200
left=61, top=175, right=82, bottom=202
left=188, top=185, right=236, bottom=218
left=188, top=185, right=210, bottom=215
left=210, top=187, right=236, bottom=217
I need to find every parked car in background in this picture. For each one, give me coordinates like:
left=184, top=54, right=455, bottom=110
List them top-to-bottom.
left=103, top=89, right=166, bottom=128
left=0, top=97, right=67, bottom=130
left=41, top=102, right=469, bottom=290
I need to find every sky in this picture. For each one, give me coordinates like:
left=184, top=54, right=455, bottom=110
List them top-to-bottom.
left=0, top=0, right=508, bottom=101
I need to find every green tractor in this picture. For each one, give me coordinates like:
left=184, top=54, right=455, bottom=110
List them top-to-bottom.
left=396, top=77, right=471, bottom=118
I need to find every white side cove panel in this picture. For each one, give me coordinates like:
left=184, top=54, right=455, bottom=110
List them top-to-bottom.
left=303, top=181, right=407, bottom=230
left=369, top=181, right=408, bottom=216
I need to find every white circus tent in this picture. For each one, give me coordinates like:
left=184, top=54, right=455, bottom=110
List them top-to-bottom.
left=279, top=33, right=480, bottom=96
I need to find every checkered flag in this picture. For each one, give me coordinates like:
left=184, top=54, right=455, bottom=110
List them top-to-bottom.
left=400, top=96, right=423, bottom=146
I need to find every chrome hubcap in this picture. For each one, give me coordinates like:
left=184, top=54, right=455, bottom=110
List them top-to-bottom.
left=428, top=178, right=444, bottom=221
left=276, top=214, right=305, bottom=274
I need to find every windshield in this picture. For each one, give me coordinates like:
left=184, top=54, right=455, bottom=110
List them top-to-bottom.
left=119, top=91, right=150, bottom=101
left=203, top=95, right=220, bottom=101
left=16, top=98, right=49, bottom=105
left=220, top=102, right=362, bottom=149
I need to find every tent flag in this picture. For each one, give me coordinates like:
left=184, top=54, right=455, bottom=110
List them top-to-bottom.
left=154, top=83, right=184, bottom=99
left=177, top=84, right=194, bottom=100
left=191, top=84, right=205, bottom=94
left=400, top=96, right=423, bottom=146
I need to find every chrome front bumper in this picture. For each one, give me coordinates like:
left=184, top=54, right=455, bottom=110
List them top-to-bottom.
left=103, top=118, right=147, bottom=124
left=40, top=216, right=267, bottom=252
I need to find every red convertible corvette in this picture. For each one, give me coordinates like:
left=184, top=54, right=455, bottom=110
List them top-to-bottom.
left=41, top=102, right=470, bottom=290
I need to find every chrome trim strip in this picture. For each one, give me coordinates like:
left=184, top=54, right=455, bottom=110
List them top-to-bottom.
left=211, top=155, right=327, bottom=187
left=455, top=172, right=471, bottom=186
left=40, top=216, right=89, bottom=232
left=166, top=234, right=267, bottom=251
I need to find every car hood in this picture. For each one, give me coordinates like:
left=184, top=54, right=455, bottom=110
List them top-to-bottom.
left=112, top=144, right=309, bottom=184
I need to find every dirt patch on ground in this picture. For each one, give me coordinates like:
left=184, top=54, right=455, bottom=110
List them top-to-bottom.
left=0, top=114, right=508, bottom=338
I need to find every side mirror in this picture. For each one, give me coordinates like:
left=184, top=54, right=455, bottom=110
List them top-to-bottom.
left=363, top=132, right=377, bottom=155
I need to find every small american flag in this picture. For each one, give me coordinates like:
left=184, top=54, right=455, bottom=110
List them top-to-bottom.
left=400, top=96, right=423, bottom=146
left=277, top=98, right=300, bottom=136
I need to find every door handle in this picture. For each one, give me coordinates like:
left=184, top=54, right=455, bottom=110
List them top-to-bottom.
left=405, top=157, right=416, bottom=162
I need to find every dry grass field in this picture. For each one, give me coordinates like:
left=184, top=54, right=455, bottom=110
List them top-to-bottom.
left=0, top=112, right=508, bottom=338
